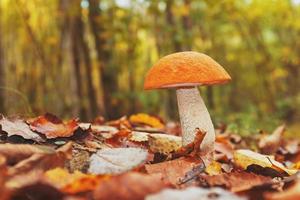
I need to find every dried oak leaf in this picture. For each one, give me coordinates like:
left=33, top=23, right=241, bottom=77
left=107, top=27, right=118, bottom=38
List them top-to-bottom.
left=28, top=113, right=79, bottom=139
left=106, top=116, right=132, bottom=130
left=0, top=117, right=44, bottom=142
left=79, top=123, right=119, bottom=139
left=258, top=125, right=285, bottom=154
left=105, top=130, right=146, bottom=148
left=214, top=141, right=234, bottom=162
left=8, top=142, right=72, bottom=175
left=0, top=143, right=53, bottom=165
left=88, top=147, right=149, bottom=175
left=234, top=149, right=297, bottom=175
left=0, top=155, right=9, bottom=200
left=145, top=157, right=202, bottom=185
left=199, top=171, right=272, bottom=192
left=93, top=172, right=169, bottom=200
left=264, top=180, right=300, bottom=200
left=10, top=182, right=64, bottom=200
left=146, top=186, right=246, bottom=200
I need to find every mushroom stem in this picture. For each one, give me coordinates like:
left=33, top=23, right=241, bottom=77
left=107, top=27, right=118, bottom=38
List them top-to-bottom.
left=176, top=87, right=215, bottom=153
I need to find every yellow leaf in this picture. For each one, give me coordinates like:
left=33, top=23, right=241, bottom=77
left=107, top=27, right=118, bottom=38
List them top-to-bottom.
left=129, top=113, right=164, bottom=129
left=148, top=134, right=181, bottom=154
left=234, top=149, right=297, bottom=175
left=205, top=161, right=222, bottom=175
left=45, top=168, right=109, bottom=194
left=45, top=168, right=87, bottom=188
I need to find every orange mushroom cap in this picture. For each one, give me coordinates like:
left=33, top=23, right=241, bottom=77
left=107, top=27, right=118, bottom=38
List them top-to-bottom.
left=144, top=51, right=231, bottom=90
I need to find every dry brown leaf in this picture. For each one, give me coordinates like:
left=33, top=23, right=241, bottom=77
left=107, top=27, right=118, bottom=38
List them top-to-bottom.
left=28, top=113, right=79, bottom=139
left=106, top=116, right=132, bottom=130
left=0, top=117, right=44, bottom=142
left=79, top=123, right=119, bottom=139
left=259, top=125, right=285, bottom=154
left=105, top=130, right=146, bottom=148
left=214, top=141, right=234, bottom=162
left=8, top=142, right=72, bottom=175
left=0, top=143, right=53, bottom=164
left=88, top=147, right=149, bottom=175
left=0, top=155, right=9, bottom=200
left=145, top=157, right=202, bottom=185
left=199, top=171, right=272, bottom=192
left=93, top=172, right=169, bottom=200
left=264, top=180, right=300, bottom=200
left=10, top=182, right=64, bottom=200
left=146, top=186, right=245, bottom=200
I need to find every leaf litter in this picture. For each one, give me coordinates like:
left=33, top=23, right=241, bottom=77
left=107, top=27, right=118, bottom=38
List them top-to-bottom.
left=0, top=114, right=298, bottom=199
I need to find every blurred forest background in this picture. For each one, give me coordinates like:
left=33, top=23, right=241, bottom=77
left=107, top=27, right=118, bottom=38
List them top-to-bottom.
left=0, top=0, right=300, bottom=133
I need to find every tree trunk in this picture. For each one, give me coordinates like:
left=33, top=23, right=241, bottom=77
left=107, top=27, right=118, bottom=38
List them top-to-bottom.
left=88, top=0, right=119, bottom=119
left=70, top=2, right=88, bottom=120
left=0, top=9, right=5, bottom=114
left=76, top=11, right=99, bottom=119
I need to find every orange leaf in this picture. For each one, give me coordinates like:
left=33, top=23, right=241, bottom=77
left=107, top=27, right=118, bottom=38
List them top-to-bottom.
left=28, top=113, right=79, bottom=139
left=145, top=157, right=202, bottom=185
left=200, top=171, right=272, bottom=192
left=93, top=172, right=170, bottom=200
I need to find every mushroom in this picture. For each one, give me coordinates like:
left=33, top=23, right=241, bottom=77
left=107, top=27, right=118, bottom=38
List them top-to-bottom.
left=144, top=51, right=231, bottom=153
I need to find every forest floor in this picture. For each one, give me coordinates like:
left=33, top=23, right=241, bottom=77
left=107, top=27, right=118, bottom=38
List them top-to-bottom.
left=0, top=113, right=299, bottom=200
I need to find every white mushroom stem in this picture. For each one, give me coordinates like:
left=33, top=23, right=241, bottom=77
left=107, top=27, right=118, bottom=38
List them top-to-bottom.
left=176, top=87, right=215, bottom=153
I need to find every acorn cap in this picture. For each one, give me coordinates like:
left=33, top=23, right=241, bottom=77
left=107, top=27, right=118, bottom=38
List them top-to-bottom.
left=144, top=51, right=231, bottom=90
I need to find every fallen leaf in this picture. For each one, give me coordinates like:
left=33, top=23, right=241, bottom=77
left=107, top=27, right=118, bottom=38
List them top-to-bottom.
left=28, top=113, right=79, bottom=139
left=129, top=113, right=164, bottom=129
left=107, top=116, right=132, bottom=130
left=0, top=117, right=44, bottom=142
left=164, top=122, right=181, bottom=136
left=79, top=123, right=119, bottom=139
left=259, top=125, right=285, bottom=154
left=105, top=130, right=145, bottom=148
left=172, top=130, right=206, bottom=158
left=129, top=131, right=149, bottom=142
left=148, top=134, right=181, bottom=154
left=284, top=140, right=299, bottom=155
left=214, top=141, right=234, bottom=162
left=8, top=142, right=72, bottom=175
left=0, top=144, right=54, bottom=164
left=88, top=147, right=149, bottom=174
left=234, top=149, right=297, bottom=175
left=0, top=155, right=9, bottom=200
left=145, top=157, right=202, bottom=185
left=205, top=161, right=222, bottom=175
left=45, top=167, right=107, bottom=194
left=45, top=168, right=88, bottom=188
left=6, top=169, right=44, bottom=189
left=199, top=171, right=272, bottom=192
left=93, top=172, right=169, bottom=200
left=63, top=175, right=108, bottom=195
left=264, top=180, right=300, bottom=200
left=10, top=182, right=64, bottom=200
left=146, top=186, right=246, bottom=200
